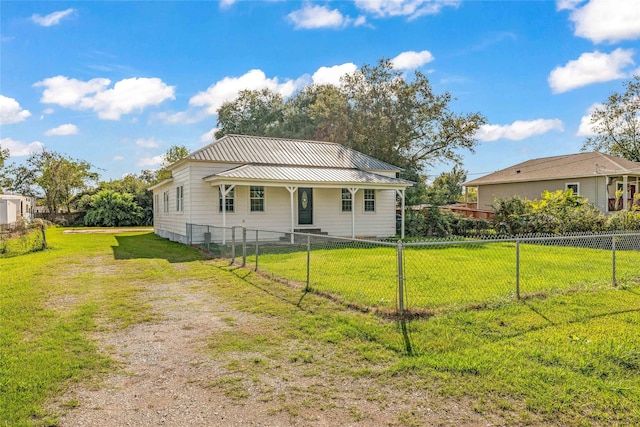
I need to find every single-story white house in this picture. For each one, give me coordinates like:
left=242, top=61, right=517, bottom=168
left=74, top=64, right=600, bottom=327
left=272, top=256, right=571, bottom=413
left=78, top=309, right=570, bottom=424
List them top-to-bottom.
left=150, top=134, right=413, bottom=243
left=464, top=152, right=640, bottom=213
left=0, top=194, right=35, bottom=225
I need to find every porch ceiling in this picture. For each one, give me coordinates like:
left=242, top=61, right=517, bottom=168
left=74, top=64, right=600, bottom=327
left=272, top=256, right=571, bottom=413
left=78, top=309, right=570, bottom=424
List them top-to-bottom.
left=202, top=164, right=414, bottom=189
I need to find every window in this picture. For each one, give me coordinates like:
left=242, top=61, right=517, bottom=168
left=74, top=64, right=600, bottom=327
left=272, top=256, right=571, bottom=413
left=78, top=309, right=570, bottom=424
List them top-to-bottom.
left=565, top=183, right=579, bottom=195
left=176, top=186, right=184, bottom=212
left=219, top=186, right=235, bottom=212
left=250, top=186, right=265, bottom=212
left=341, top=188, right=352, bottom=212
left=364, top=189, right=375, bottom=212
left=163, top=191, right=169, bottom=213
left=154, top=195, right=159, bottom=213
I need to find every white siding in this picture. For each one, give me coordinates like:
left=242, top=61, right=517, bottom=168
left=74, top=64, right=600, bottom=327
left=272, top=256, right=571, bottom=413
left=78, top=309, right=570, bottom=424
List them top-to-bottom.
left=154, top=160, right=402, bottom=242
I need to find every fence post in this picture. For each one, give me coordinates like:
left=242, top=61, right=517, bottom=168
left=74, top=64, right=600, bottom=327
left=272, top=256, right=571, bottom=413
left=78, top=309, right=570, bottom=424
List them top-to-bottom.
left=40, top=222, right=47, bottom=250
left=242, top=226, right=247, bottom=267
left=231, top=227, right=236, bottom=265
left=255, top=229, right=259, bottom=271
left=306, top=234, right=311, bottom=292
left=612, top=234, right=617, bottom=286
left=397, top=239, right=404, bottom=316
left=515, top=240, right=520, bottom=299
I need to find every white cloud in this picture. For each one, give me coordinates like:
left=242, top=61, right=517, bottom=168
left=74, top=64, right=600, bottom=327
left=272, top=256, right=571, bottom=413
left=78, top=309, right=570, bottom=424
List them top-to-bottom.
left=219, top=0, right=236, bottom=9
left=354, top=0, right=460, bottom=20
left=556, top=0, right=584, bottom=11
left=568, top=0, right=640, bottom=43
left=288, top=5, right=348, bottom=29
left=31, top=8, right=75, bottom=27
left=548, top=48, right=635, bottom=94
left=391, top=50, right=435, bottom=70
left=312, top=63, right=357, bottom=85
left=189, top=69, right=305, bottom=116
left=34, top=76, right=175, bottom=120
left=0, top=95, right=31, bottom=124
left=576, top=102, right=607, bottom=137
left=476, top=119, right=564, bottom=141
left=44, top=123, right=78, bottom=136
left=200, top=128, right=218, bottom=143
left=1, top=137, right=44, bottom=157
left=135, top=137, right=159, bottom=148
left=113, top=155, right=125, bottom=161
left=137, top=155, right=165, bottom=167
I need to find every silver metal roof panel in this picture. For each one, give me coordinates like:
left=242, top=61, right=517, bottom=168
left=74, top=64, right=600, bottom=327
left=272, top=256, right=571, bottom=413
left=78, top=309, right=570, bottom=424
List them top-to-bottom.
left=186, top=134, right=401, bottom=171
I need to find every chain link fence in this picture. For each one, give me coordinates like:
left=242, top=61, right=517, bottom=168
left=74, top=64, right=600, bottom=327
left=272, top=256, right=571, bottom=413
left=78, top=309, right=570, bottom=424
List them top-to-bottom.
left=187, top=224, right=640, bottom=316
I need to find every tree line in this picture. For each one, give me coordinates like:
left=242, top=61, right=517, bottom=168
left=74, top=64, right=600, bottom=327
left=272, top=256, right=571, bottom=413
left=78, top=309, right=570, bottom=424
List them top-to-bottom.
left=0, top=63, right=638, bottom=230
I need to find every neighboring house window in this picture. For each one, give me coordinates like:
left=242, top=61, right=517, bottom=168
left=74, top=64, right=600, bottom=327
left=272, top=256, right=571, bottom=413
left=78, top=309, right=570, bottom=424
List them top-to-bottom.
left=565, top=183, right=579, bottom=195
left=176, top=186, right=184, bottom=212
left=219, top=186, right=235, bottom=212
left=250, top=186, right=265, bottom=212
left=341, top=188, right=352, bottom=212
left=364, top=189, right=375, bottom=212
left=163, top=191, right=169, bottom=213
left=154, top=195, right=159, bottom=213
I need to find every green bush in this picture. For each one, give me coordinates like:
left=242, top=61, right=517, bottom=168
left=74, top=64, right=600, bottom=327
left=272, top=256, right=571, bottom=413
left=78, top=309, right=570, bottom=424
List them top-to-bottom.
left=83, top=190, right=143, bottom=227
left=492, top=190, right=606, bottom=235
left=605, top=209, right=640, bottom=231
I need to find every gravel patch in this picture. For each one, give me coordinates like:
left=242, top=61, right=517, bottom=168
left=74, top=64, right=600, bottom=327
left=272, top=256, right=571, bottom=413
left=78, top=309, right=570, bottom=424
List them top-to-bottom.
left=49, top=276, right=499, bottom=426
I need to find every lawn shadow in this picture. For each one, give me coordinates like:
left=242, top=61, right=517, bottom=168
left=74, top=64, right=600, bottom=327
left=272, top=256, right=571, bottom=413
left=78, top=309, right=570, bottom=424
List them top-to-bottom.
left=112, top=233, right=207, bottom=263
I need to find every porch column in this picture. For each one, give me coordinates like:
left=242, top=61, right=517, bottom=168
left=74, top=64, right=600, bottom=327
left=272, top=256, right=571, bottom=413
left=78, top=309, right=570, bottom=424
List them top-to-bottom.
left=623, top=175, right=628, bottom=210
left=604, top=176, right=609, bottom=213
left=219, top=184, right=235, bottom=244
left=286, top=186, right=297, bottom=244
left=348, top=188, right=359, bottom=239
left=396, top=189, right=405, bottom=240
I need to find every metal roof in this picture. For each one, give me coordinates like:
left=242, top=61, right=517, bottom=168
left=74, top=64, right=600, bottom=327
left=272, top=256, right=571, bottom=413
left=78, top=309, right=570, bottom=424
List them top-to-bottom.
left=185, top=134, right=401, bottom=171
left=464, top=152, right=640, bottom=186
left=203, top=164, right=413, bottom=187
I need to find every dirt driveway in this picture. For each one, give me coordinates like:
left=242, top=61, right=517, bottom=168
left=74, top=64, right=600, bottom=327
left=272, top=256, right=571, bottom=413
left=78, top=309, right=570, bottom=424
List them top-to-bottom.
left=49, top=270, right=495, bottom=426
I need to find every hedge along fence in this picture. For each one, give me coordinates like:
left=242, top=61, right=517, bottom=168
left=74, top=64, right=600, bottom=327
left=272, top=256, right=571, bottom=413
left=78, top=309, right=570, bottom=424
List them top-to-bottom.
left=0, top=221, right=48, bottom=257
left=187, top=224, right=640, bottom=316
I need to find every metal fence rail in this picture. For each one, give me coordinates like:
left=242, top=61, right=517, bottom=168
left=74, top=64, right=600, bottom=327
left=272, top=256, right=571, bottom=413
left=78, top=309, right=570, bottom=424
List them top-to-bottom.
left=187, top=224, right=640, bottom=316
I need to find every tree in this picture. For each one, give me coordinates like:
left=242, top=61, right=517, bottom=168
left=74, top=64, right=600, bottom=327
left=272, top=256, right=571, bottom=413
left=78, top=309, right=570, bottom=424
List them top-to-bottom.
left=215, top=59, right=487, bottom=204
left=582, top=75, right=640, bottom=162
left=215, top=89, right=285, bottom=139
left=0, top=144, right=8, bottom=170
left=156, top=145, right=189, bottom=182
left=3, top=150, right=98, bottom=214
left=425, top=166, right=467, bottom=206
left=83, top=190, right=143, bottom=227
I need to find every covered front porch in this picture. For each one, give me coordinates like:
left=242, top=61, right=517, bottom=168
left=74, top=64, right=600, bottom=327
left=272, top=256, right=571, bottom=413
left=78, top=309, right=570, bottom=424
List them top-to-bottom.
left=202, top=164, right=413, bottom=242
left=605, top=174, right=640, bottom=212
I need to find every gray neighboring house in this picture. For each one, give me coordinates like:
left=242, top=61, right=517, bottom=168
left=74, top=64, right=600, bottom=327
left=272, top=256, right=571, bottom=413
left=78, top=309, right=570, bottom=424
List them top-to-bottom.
left=150, top=134, right=413, bottom=243
left=464, top=152, right=640, bottom=213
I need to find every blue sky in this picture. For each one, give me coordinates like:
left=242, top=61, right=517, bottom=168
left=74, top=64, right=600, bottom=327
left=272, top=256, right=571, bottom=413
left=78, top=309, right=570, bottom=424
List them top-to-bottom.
left=1, top=0, right=639, bottom=182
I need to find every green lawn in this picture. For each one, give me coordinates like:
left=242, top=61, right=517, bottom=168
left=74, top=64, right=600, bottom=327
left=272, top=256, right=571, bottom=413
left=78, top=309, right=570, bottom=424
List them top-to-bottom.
left=2, top=228, right=640, bottom=426
left=249, top=239, right=640, bottom=312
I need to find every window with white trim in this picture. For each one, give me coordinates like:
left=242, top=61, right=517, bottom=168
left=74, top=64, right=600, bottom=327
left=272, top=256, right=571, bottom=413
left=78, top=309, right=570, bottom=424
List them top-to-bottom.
left=565, top=182, right=579, bottom=195
left=176, top=186, right=184, bottom=212
left=219, top=186, right=235, bottom=212
left=250, top=186, right=265, bottom=212
left=341, top=188, right=352, bottom=212
left=364, top=189, right=375, bottom=212
left=163, top=191, right=169, bottom=213
left=154, top=194, right=159, bottom=213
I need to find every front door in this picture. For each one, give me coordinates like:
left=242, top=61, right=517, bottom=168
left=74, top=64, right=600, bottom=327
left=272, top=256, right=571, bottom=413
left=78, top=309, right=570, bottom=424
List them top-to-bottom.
left=298, top=188, right=313, bottom=225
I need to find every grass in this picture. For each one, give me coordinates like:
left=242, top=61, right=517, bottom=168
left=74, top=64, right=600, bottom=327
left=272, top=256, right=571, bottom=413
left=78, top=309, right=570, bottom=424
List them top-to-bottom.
left=1, top=228, right=639, bottom=425
left=246, top=239, right=640, bottom=311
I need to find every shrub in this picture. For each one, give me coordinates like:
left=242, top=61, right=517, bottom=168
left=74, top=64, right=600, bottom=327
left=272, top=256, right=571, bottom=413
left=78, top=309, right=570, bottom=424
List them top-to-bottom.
left=83, top=190, right=143, bottom=227
left=605, top=210, right=640, bottom=231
